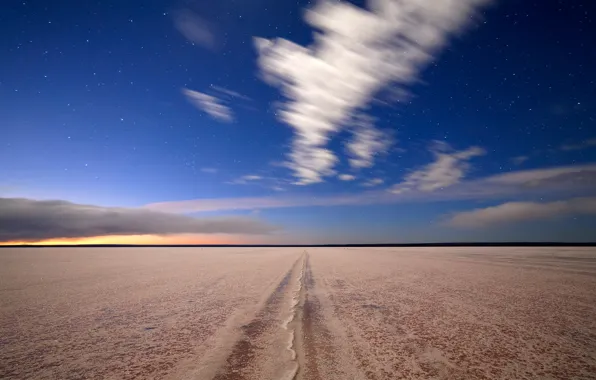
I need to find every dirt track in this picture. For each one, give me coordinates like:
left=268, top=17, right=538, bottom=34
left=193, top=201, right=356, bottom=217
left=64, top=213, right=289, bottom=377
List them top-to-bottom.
left=1, top=247, right=596, bottom=379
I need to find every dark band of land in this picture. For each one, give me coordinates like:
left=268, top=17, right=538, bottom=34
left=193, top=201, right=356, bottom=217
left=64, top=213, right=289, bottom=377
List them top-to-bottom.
left=2, top=242, right=595, bottom=248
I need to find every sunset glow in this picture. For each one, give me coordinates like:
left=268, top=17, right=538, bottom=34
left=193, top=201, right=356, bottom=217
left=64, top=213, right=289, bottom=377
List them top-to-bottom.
left=0, top=234, right=236, bottom=246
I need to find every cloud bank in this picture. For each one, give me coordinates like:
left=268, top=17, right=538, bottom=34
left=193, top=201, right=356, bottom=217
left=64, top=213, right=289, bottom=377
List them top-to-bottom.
left=255, top=0, right=490, bottom=184
left=183, top=88, right=234, bottom=122
left=447, top=197, right=596, bottom=227
left=0, top=198, right=277, bottom=242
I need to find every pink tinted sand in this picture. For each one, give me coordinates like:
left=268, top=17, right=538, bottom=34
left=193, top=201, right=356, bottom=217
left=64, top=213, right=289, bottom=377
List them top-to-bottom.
left=1, top=247, right=596, bottom=380
left=307, top=247, right=596, bottom=379
left=0, top=248, right=300, bottom=379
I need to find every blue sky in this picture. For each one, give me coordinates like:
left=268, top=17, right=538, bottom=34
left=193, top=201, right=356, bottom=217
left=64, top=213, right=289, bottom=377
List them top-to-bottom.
left=1, top=0, right=595, bottom=243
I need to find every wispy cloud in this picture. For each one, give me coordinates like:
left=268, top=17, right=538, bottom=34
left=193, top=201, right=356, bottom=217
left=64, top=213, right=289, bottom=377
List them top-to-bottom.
left=254, top=0, right=490, bottom=184
left=173, top=9, right=215, bottom=49
left=211, top=85, right=252, bottom=101
left=182, top=88, right=234, bottom=122
left=346, top=116, right=392, bottom=169
left=560, top=137, right=596, bottom=151
left=391, top=141, right=485, bottom=193
left=511, top=155, right=529, bottom=165
left=146, top=163, right=596, bottom=214
left=485, top=163, right=596, bottom=188
left=201, top=167, right=218, bottom=174
left=338, top=174, right=356, bottom=181
left=228, top=175, right=265, bottom=185
left=242, top=175, right=262, bottom=181
left=362, top=178, right=384, bottom=187
left=447, top=197, right=596, bottom=228
left=0, top=198, right=278, bottom=242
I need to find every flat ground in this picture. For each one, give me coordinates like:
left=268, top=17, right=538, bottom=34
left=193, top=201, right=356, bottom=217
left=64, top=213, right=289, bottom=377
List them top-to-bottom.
left=1, top=247, right=595, bottom=379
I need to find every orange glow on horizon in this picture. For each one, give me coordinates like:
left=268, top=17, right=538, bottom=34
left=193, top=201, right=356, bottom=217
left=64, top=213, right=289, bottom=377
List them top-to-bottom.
left=0, top=234, right=238, bottom=246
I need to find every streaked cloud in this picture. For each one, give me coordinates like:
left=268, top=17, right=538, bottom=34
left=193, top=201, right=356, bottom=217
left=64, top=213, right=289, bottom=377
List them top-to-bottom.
left=254, top=0, right=490, bottom=184
left=173, top=9, right=215, bottom=49
left=211, top=85, right=252, bottom=101
left=182, top=88, right=234, bottom=122
left=346, top=116, right=392, bottom=169
left=560, top=137, right=596, bottom=151
left=391, top=141, right=486, bottom=193
left=511, top=155, right=529, bottom=165
left=146, top=163, right=596, bottom=215
left=485, top=163, right=596, bottom=188
left=338, top=174, right=356, bottom=181
left=228, top=175, right=265, bottom=185
left=242, top=175, right=262, bottom=181
left=362, top=178, right=384, bottom=187
left=447, top=197, right=596, bottom=228
left=0, top=198, right=278, bottom=242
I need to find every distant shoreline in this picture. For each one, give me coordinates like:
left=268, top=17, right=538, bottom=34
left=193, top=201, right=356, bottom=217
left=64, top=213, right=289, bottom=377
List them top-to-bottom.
left=1, top=243, right=595, bottom=248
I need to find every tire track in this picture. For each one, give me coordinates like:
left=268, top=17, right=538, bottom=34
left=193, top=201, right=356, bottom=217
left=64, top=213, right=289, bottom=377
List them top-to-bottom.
left=280, top=251, right=307, bottom=380
left=212, top=252, right=307, bottom=380
left=300, top=252, right=367, bottom=380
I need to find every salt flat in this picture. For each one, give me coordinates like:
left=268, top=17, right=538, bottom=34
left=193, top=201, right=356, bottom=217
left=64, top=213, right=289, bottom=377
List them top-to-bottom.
left=1, top=247, right=595, bottom=379
left=0, top=248, right=301, bottom=379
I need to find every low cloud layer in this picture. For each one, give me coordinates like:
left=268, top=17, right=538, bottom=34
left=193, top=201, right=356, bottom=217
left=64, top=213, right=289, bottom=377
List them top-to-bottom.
left=255, top=0, right=490, bottom=184
left=183, top=88, right=234, bottom=122
left=146, top=163, right=596, bottom=214
left=447, top=197, right=596, bottom=227
left=0, top=198, right=277, bottom=242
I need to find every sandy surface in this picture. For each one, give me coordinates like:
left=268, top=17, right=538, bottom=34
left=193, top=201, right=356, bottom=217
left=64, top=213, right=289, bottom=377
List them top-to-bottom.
left=1, top=247, right=596, bottom=379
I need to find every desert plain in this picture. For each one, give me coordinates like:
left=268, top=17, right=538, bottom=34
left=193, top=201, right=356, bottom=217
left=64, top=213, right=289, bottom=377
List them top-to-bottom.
left=1, top=247, right=596, bottom=379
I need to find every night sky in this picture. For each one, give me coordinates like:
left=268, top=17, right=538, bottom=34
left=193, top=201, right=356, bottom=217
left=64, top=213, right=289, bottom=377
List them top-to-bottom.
left=1, top=0, right=595, bottom=244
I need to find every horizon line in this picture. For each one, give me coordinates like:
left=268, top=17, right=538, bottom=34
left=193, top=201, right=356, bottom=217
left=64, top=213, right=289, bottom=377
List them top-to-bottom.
left=2, top=242, right=595, bottom=248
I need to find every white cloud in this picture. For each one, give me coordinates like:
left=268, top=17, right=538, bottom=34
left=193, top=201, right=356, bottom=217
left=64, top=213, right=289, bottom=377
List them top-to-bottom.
left=255, top=0, right=490, bottom=184
left=173, top=9, right=215, bottom=49
left=182, top=88, right=234, bottom=122
left=346, top=116, right=392, bottom=169
left=560, top=137, right=596, bottom=151
left=391, top=141, right=485, bottom=193
left=511, top=156, right=529, bottom=165
left=201, top=168, right=218, bottom=174
left=338, top=174, right=356, bottom=181
left=362, top=178, right=384, bottom=187
left=447, top=197, right=596, bottom=228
